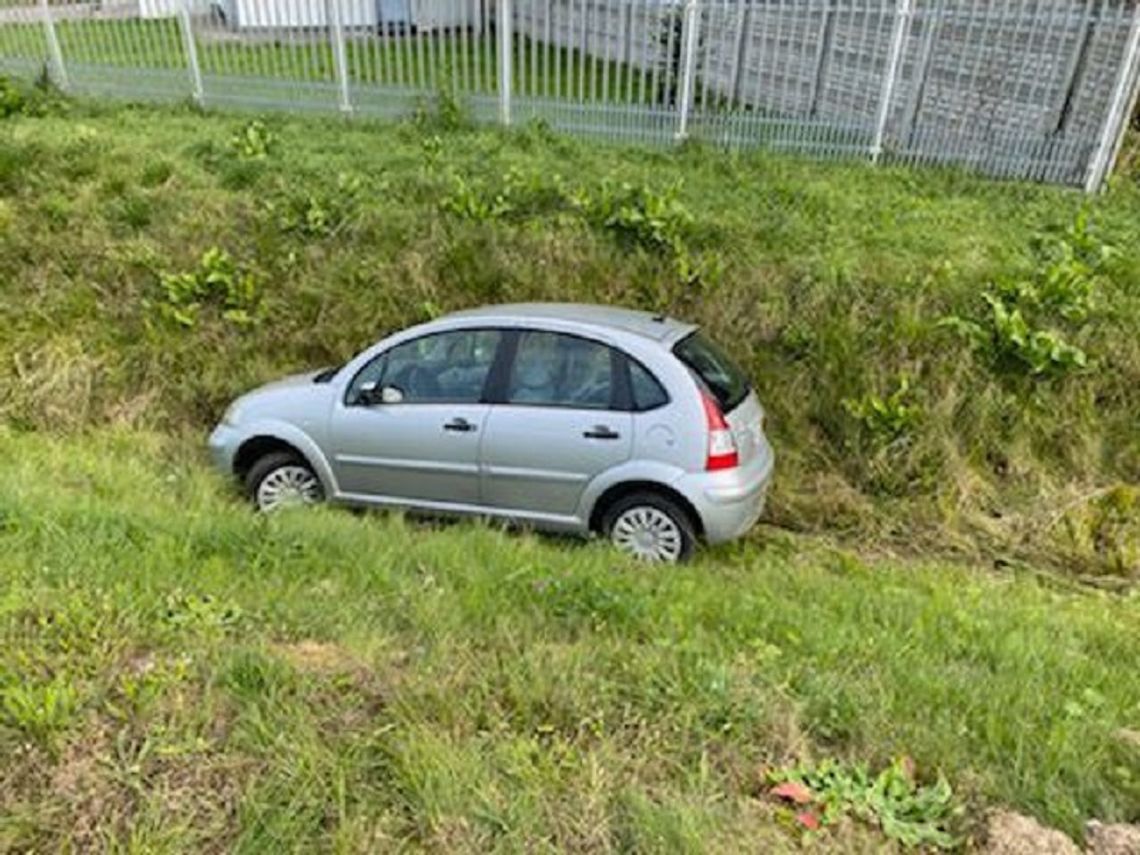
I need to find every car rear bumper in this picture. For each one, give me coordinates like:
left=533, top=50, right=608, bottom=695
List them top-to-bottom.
left=674, top=439, right=774, bottom=544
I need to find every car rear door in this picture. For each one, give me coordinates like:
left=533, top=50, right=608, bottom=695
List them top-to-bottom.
left=326, top=328, right=503, bottom=507
left=480, top=330, right=632, bottom=519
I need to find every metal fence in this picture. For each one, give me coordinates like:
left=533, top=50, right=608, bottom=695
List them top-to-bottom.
left=1, top=0, right=1138, bottom=189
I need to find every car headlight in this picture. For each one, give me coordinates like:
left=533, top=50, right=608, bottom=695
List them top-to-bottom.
left=221, top=401, right=243, bottom=426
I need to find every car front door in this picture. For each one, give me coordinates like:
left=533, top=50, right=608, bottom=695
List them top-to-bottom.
left=327, top=328, right=503, bottom=507
left=480, top=330, right=632, bottom=519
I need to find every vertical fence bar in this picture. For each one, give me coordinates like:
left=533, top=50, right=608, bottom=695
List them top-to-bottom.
left=39, top=0, right=67, bottom=89
left=178, top=0, right=204, bottom=104
left=329, top=0, right=352, bottom=112
left=498, top=0, right=512, bottom=122
left=553, top=0, right=562, bottom=100
left=576, top=0, right=584, bottom=102
left=675, top=0, right=700, bottom=139
left=696, top=0, right=712, bottom=118
left=728, top=0, right=749, bottom=106
left=808, top=0, right=835, bottom=116
left=870, top=0, right=911, bottom=162
left=900, top=0, right=938, bottom=157
left=1086, top=3, right=1140, bottom=191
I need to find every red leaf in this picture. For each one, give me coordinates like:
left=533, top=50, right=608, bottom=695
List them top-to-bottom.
left=770, top=781, right=813, bottom=804
left=795, top=811, right=821, bottom=831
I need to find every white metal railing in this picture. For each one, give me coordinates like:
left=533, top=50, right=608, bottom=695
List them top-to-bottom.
left=1, top=0, right=1138, bottom=188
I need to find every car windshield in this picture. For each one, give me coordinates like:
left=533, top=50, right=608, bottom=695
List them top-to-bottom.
left=673, top=331, right=750, bottom=412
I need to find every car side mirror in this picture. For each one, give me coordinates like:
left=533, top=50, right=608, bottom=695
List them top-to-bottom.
left=356, top=381, right=403, bottom=406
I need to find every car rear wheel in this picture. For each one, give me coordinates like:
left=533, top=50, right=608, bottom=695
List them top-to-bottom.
left=245, top=451, right=323, bottom=513
left=602, top=491, right=696, bottom=563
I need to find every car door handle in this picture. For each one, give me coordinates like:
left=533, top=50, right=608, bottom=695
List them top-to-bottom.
left=443, top=417, right=477, bottom=433
left=583, top=425, right=620, bottom=440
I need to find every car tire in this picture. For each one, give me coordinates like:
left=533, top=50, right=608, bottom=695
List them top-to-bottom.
left=244, top=451, right=324, bottom=513
left=601, top=491, right=697, bottom=563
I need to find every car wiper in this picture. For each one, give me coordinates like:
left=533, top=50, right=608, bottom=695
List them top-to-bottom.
left=313, top=365, right=342, bottom=384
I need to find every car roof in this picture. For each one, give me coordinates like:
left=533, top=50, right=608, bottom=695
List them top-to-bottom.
left=442, top=303, right=697, bottom=345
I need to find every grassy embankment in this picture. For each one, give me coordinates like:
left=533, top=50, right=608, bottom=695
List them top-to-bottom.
left=0, top=83, right=1139, bottom=848
left=1, top=88, right=1137, bottom=579
left=1, top=430, right=1138, bottom=850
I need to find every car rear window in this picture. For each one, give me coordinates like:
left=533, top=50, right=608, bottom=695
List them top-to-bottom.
left=672, top=331, right=750, bottom=412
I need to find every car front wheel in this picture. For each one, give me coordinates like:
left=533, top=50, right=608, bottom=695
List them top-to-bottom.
left=244, top=451, right=323, bottom=513
left=602, top=491, right=696, bottom=563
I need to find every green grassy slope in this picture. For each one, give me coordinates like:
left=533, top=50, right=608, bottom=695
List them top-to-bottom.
left=1, top=85, right=1140, bottom=848
left=1, top=90, right=1138, bottom=579
left=1, top=430, right=1138, bottom=850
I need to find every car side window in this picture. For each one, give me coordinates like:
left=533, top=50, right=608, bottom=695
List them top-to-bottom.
left=348, top=329, right=502, bottom=404
left=506, top=331, right=616, bottom=410
left=629, top=360, right=669, bottom=411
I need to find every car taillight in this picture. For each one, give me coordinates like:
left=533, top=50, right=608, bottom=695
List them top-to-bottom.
left=701, top=391, right=739, bottom=471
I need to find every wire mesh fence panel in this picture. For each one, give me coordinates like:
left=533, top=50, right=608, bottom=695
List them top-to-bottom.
left=0, top=0, right=1137, bottom=186
left=46, top=0, right=190, bottom=101
left=189, top=0, right=342, bottom=112
left=349, top=0, right=498, bottom=122
left=509, top=0, right=677, bottom=144
left=877, top=0, right=1140, bottom=187
left=0, top=1, right=47, bottom=80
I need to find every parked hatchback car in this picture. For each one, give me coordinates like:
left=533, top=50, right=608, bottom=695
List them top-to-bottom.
left=208, top=303, right=773, bottom=561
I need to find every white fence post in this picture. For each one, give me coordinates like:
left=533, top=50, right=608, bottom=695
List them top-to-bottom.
left=38, top=0, right=67, bottom=90
left=178, top=0, right=204, bottom=106
left=328, top=0, right=352, bottom=114
left=498, top=0, right=512, bottom=125
left=675, top=0, right=700, bottom=140
left=871, top=0, right=912, bottom=163
left=1085, top=6, right=1140, bottom=192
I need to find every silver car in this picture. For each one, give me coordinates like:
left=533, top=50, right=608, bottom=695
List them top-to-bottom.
left=208, top=303, right=774, bottom=561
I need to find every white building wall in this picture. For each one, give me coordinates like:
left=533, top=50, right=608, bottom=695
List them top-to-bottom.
left=138, top=0, right=211, bottom=19
left=230, top=0, right=380, bottom=28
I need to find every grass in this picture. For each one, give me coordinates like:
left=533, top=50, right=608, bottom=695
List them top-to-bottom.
left=0, top=83, right=1139, bottom=846
left=0, top=89, right=1137, bottom=580
left=1, top=428, right=1138, bottom=850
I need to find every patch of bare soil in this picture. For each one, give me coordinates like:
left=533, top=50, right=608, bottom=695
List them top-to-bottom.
left=274, top=639, right=361, bottom=675
left=983, top=811, right=1081, bottom=855
left=983, top=812, right=1140, bottom=855
left=1086, top=821, right=1140, bottom=855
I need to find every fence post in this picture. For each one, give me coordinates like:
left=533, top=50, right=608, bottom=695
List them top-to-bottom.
left=38, top=0, right=67, bottom=91
left=178, top=0, right=204, bottom=106
left=328, top=0, right=353, bottom=114
left=498, top=0, right=512, bottom=125
left=675, top=0, right=700, bottom=140
left=870, top=0, right=912, bottom=163
left=1085, top=6, right=1140, bottom=192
